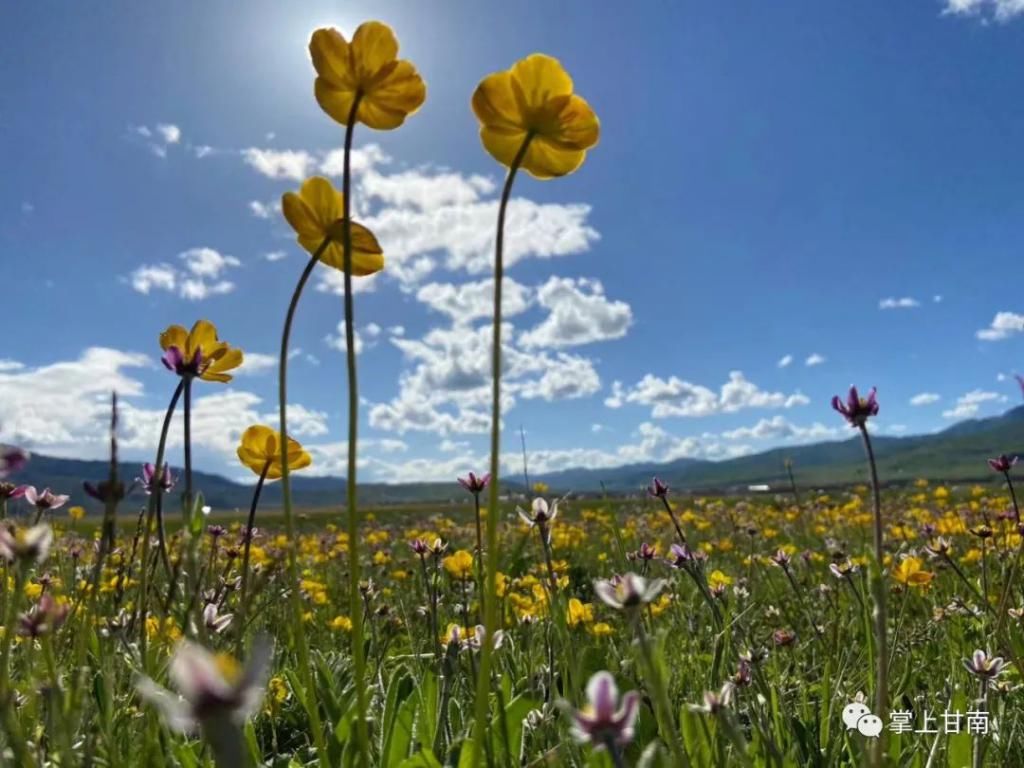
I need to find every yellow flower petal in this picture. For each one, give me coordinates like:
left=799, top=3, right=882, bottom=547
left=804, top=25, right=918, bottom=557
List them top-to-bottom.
left=350, top=21, right=399, bottom=81
left=309, top=28, right=354, bottom=90
left=510, top=54, right=574, bottom=111
left=320, top=221, right=384, bottom=276
left=159, top=325, right=188, bottom=352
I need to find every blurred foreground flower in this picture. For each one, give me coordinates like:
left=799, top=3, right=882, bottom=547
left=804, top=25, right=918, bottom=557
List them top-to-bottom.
left=309, top=21, right=426, bottom=130
left=472, top=54, right=599, bottom=178
left=281, top=176, right=384, bottom=275
left=160, top=319, right=243, bottom=382
left=0, top=445, right=28, bottom=479
left=0, top=523, right=53, bottom=564
left=594, top=572, right=666, bottom=611
left=18, top=593, right=68, bottom=637
left=136, top=637, right=272, bottom=765
left=562, top=671, right=639, bottom=750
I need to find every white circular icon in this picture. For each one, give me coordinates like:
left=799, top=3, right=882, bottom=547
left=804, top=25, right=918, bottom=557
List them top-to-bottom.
left=842, top=702, right=871, bottom=730
left=857, top=714, right=883, bottom=738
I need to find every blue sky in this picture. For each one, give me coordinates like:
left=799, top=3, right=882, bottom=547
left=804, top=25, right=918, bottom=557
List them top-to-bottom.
left=1, top=0, right=1023, bottom=484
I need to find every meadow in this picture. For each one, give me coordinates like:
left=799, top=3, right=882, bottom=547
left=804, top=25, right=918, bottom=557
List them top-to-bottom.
left=2, top=15, right=1024, bottom=768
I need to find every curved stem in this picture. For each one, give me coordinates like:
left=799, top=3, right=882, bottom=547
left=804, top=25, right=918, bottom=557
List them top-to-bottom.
left=341, top=92, right=370, bottom=767
left=470, top=132, right=534, bottom=768
left=279, top=240, right=331, bottom=764
left=183, top=376, right=194, bottom=513
left=152, top=380, right=184, bottom=574
left=859, top=423, right=887, bottom=768
left=236, top=461, right=270, bottom=655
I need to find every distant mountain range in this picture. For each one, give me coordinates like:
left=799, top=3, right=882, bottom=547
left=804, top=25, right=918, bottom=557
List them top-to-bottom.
left=9, top=405, right=1024, bottom=512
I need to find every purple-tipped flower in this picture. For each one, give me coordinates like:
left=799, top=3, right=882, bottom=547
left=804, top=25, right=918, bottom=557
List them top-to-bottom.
left=161, top=345, right=203, bottom=377
left=831, top=385, right=879, bottom=427
left=0, top=445, right=29, bottom=479
left=988, top=455, right=1018, bottom=474
left=139, top=463, right=175, bottom=494
left=457, top=472, right=490, bottom=495
left=647, top=476, right=669, bottom=499
left=83, top=478, right=125, bottom=505
left=0, top=483, right=27, bottom=503
left=22, top=486, right=69, bottom=512
left=517, top=497, right=560, bottom=528
left=0, top=524, right=53, bottom=565
left=409, top=538, right=429, bottom=556
left=633, top=542, right=657, bottom=561
left=666, top=542, right=707, bottom=568
left=769, top=549, right=792, bottom=569
left=594, top=572, right=666, bottom=610
left=18, top=593, right=69, bottom=638
left=202, top=603, right=233, bottom=634
left=135, top=637, right=272, bottom=734
left=963, top=649, right=1006, bottom=680
left=563, top=671, right=640, bottom=749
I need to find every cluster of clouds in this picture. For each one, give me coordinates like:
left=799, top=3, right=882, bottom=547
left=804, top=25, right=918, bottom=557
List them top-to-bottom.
left=942, top=0, right=1024, bottom=22
left=129, top=247, right=241, bottom=301
left=976, top=311, right=1024, bottom=341
left=777, top=353, right=826, bottom=368
left=606, top=372, right=809, bottom=419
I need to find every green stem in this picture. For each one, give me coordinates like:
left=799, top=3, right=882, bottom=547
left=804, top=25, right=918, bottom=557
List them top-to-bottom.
left=340, top=91, right=370, bottom=768
left=470, top=132, right=534, bottom=768
left=279, top=239, right=332, bottom=765
left=152, top=379, right=185, bottom=576
left=859, top=423, right=887, bottom=768
left=236, top=461, right=270, bottom=655
left=634, top=614, right=690, bottom=767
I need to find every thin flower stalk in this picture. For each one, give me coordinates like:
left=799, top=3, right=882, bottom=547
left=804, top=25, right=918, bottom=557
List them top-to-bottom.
left=339, top=91, right=371, bottom=764
left=471, top=133, right=534, bottom=766
left=277, top=237, right=332, bottom=764
left=236, top=460, right=270, bottom=654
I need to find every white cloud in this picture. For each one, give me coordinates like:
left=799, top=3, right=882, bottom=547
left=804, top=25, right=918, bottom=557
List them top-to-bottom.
left=942, top=0, right=1024, bottom=22
left=131, top=123, right=183, bottom=157
left=156, top=124, right=181, bottom=144
left=241, top=144, right=599, bottom=291
left=242, top=148, right=315, bottom=180
left=248, top=200, right=281, bottom=219
left=128, top=247, right=241, bottom=301
left=264, top=250, right=287, bottom=262
left=315, top=269, right=381, bottom=296
left=518, top=277, right=632, bottom=349
left=416, top=278, right=532, bottom=325
left=934, top=295, right=944, bottom=303
left=879, top=297, right=920, bottom=310
left=976, top=311, right=1024, bottom=341
left=325, top=320, right=382, bottom=355
left=369, top=323, right=601, bottom=436
left=234, top=353, right=277, bottom=377
left=805, top=353, right=826, bottom=367
left=777, top=354, right=793, bottom=368
left=0, top=360, right=24, bottom=372
left=609, top=371, right=809, bottom=419
left=942, top=389, right=1001, bottom=419
left=909, top=392, right=941, bottom=406
left=720, top=416, right=838, bottom=442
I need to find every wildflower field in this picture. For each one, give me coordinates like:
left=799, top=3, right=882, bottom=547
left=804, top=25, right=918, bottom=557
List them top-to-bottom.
left=3, top=15, right=1024, bottom=768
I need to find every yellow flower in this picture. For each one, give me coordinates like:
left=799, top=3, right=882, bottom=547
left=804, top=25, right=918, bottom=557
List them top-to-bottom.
left=309, top=22, right=426, bottom=130
left=472, top=54, right=600, bottom=179
left=281, top=177, right=384, bottom=275
left=159, top=319, right=243, bottom=383
left=236, top=425, right=312, bottom=481
left=68, top=506, right=86, bottom=521
left=442, top=550, right=474, bottom=580
left=892, top=556, right=934, bottom=588
left=708, top=570, right=733, bottom=590
left=566, top=598, right=594, bottom=628
left=329, top=615, right=353, bottom=632
left=588, top=621, right=614, bottom=637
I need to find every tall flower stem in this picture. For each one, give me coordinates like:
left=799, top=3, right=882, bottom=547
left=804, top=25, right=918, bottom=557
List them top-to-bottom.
left=340, top=92, right=370, bottom=767
left=470, top=133, right=534, bottom=768
left=278, top=239, right=331, bottom=765
left=183, top=376, right=194, bottom=513
left=858, top=423, right=887, bottom=768
left=236, top=461, right=270, bottom=655
left=995, top=472, right=1022, bottom=634
left=473, top=491, right=485, bottom=622
left=659, top=495, right=688, bottom=545
left=632, top=613, right=691, bottom=767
